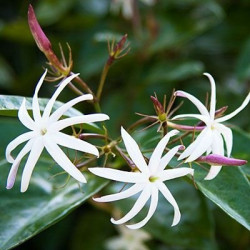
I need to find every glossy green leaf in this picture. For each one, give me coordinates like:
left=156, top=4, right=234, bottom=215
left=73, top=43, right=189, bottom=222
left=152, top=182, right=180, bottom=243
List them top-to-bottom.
left=0, top=118, right=107, bottom=250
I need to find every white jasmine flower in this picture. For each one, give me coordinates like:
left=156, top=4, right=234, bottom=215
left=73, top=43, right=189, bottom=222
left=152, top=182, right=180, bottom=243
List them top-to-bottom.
left=6, top=70, right=109, bottom=192
left=173, top=73, right=250, bottom=180
left=89, top=128, right=194, bottom=229
left=105, top=224, right=151, bottom=250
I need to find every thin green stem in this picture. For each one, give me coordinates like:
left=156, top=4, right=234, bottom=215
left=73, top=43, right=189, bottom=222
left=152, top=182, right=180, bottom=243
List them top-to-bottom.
left=96, top=63, right=110, bottom=102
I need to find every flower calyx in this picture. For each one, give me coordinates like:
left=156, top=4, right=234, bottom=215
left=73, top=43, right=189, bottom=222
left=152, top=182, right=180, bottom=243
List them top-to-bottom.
left=107, top=34, right=130, bottom=66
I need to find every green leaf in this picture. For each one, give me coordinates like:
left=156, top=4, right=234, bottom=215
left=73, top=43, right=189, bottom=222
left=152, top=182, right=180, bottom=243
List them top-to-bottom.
left=0, top=95, right=102, bottom=133
left=0, top=118, right=108, bottom=250
left=194, top=166, right=250, bottom=230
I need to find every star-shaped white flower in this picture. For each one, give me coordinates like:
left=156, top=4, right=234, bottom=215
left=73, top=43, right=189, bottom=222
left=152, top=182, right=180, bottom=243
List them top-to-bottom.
left=6, top=70, right=109, bottom=192
left=173, top=73, right=250, bottom=180
left=89, top=128, right=194, bottom=229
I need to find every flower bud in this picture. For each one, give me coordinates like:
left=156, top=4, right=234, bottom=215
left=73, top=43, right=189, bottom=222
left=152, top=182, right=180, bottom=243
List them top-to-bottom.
left=28, top=4, right=70, bottom=75
left=28, top=4, right=51, bottom=53
left=107, top=34, right=130, bottom=65
left=197, top=154, right=247, bottom=166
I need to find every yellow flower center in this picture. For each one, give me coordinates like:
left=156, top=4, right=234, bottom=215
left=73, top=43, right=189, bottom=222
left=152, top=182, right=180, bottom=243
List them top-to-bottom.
left=40, top=128, right=47, bottom=135
left=149, top=176, right=159, bottom=182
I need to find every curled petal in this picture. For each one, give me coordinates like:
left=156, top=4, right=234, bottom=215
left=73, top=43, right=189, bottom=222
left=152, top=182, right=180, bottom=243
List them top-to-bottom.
left=32, top=70, right=47, bottom=122
left=203, top=73, right=216, bottom=120
left=42, top=74, right=79, bottom=120
left=174, top=90, right=210, bottom=117
left=216, top=92, right=250, bottom=123
left=49, top=94, right=93, bottom=122
left=18, top=99, right=35, bottom=130
left=51, top=114, right=109, bottom=131
left=172, top=114, right=211, bottom=127
left=216, top=123, right=233, bottom=157
left=121, top=127, right=148, bottom=174
left=178, top=128, right=212, bottom=161
left=148, top=130, right=179, bottom=174
left=211, top=130, right=224, bottom=155
left=6, top=131, right=36, bottom=163
left=50, top=132, right=99, bottom=157
left=21, top=137, right=44, bottom=192
left=44, top=138, right=86, bottom=183
left=7, top=139, right=34, bottom=189
left=158, top=145, right=184, bottom=171
left=204, top=166, right=222, bottom=180
left=89, top=167, right=146, bottom=183
left=160, top=168, right=194, bottom=182
left=157, top=182, right=181, bottom=226
left=93, top=183, right=144, bottom=202
left=111, top=185, right=151, bottom=225
left=127, top=185, right=158, bottom=229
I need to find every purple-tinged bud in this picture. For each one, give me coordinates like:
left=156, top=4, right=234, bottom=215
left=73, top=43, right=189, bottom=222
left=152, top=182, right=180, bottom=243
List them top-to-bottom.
left=28, top=4, right=51, bottom=53
left=28, top=4, right=69, bottom=75
left=107, top=34, right=130, bottom=66
left=151, top=96, right=165, bottom=116
left=215, top=106, right=228, bottom=118
left=197, top=154, right=247, bottom=166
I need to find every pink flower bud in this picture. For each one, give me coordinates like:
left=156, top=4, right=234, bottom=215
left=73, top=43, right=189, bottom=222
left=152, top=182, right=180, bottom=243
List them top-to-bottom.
left=28, top=4, right=51, bottom=53
left=151, top=96, right=165, bottom=116
left=197, top=154, right=247, bottom=166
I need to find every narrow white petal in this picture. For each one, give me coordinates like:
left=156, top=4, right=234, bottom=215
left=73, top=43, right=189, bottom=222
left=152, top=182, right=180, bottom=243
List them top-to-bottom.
left=32, top=70, right=47, bottom=122
left=203, top=73, right=216, bottom=120
left=42, top=74, right=79, bottom=120
left=175, top=90, right=210, bottom=117
left=216, top=92, right=250, bottom=123
left=49, top=94, right=93, bottom=122
left=18, top=99, right=35, bottom=130
left=51, top=114, right=109, bottom=131
left=172, top=114, right=211, bottom=126
left=216, top=123, right=233, bottom=156
left=121, top=127, right=148, bottom=174
left=178, top=128, right=211, bottom=161
left=185, top=128, right=213, bottom=162
left=148, top=130, right=179, bottom=174
left=211, top=130, right=224, bottom=155
left=6, top=131, right=36, bottom=163
left=204, top=131, right=224, bottom=180
left=50, top=132, right=99, bottom=156
left=21, top=137, right=44, bottom=192
left=44, top=138, right=86, bottom=183
left=6, top=139, right=34, bottom=189
left=158, top=145, right=183, bottom=172
left=205, top=166, right=222, bottom=180
left=89, top=167, right=146, bottom=183
left=160, top=168, right=194, bottom=182
left=157, top=182, right=181, bottom=226
left=93, top=183, right=144, bottom=202
left=111, top=185, right=151, bottom=225
left=127, top=185, right=158, bottom=229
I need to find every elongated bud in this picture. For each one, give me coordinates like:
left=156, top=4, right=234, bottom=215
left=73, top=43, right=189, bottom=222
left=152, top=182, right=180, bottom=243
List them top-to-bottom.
left=28, top=4, right=51, bottom=53
left=28, top=4, right=69, bottom=75
left=151, top=96, right=165, bottom=115
left=215, top=106, right=228, bottom=118
left=197, top=154, right=247, bottom=166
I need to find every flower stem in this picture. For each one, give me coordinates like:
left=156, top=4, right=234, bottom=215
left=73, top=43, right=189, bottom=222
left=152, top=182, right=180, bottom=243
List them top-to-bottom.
left=96, top=62, right=110, bottom=102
